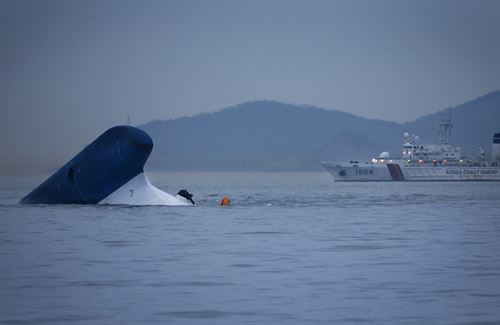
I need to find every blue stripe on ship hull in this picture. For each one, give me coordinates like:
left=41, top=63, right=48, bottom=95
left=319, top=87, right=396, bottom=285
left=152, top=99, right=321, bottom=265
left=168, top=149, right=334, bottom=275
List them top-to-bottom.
left=387, top=164, right=406, bottom=181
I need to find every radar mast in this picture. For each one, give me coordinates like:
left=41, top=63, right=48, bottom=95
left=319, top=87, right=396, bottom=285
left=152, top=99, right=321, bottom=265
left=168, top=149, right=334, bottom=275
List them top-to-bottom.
left=436, top=114, right=453, bottom=145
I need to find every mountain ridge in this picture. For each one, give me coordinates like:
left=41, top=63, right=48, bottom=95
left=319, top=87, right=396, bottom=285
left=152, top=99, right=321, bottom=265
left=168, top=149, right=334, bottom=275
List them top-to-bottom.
left=140, top=91, right=500, bottom=171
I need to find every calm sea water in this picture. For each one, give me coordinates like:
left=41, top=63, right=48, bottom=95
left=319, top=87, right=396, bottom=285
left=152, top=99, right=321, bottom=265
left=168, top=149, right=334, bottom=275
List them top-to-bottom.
left=1, top=172, right=500, bottom=324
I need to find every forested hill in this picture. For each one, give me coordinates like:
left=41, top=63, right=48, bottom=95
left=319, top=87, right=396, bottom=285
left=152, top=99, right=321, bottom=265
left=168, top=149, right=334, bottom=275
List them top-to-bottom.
left=140, top=91, right=500, bottom=171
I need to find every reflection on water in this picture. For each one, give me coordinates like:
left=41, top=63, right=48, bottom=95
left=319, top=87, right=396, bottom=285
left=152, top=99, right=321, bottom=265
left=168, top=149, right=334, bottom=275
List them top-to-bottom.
left=1, top=173, right=500, bottom=324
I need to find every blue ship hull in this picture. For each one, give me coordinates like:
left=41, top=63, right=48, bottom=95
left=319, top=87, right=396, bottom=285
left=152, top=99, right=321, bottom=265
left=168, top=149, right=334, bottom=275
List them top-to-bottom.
left=20, top=126, right=153, bottom=204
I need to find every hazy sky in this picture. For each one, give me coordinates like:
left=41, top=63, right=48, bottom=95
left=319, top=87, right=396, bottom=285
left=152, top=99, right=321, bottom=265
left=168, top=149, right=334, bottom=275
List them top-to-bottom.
left=1, top=0, right=499, bottom=172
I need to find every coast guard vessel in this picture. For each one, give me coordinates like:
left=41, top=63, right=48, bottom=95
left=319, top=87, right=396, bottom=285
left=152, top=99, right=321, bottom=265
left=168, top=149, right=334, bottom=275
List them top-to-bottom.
left=321, top=118, right=500, bottom=181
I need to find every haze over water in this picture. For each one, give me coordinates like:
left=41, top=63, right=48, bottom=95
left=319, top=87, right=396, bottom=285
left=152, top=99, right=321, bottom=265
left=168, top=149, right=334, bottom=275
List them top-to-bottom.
left=1, top=0, right=499, bottom=173
left=2, top=1, right=499, bottom=323
left=1, top=172, right=500, bottom=324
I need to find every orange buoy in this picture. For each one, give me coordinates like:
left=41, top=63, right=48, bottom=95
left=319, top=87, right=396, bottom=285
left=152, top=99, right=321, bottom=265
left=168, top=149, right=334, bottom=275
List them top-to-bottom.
left=220, top=196, right=231, bottom=206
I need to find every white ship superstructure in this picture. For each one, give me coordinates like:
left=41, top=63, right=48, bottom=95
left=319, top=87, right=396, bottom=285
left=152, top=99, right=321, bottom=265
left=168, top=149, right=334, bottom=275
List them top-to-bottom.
left=321, top=119, right=500, bottom=181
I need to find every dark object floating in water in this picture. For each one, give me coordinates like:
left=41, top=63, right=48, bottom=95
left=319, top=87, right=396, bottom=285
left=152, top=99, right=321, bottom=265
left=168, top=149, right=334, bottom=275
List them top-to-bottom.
left=20, top=126, right=193, bottom=206
left=177, top=189, right=195, bottom=205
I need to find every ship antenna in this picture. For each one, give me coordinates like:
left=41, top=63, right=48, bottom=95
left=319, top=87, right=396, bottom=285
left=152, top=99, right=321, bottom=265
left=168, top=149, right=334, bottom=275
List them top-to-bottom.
left=436, top=113, right=453, bottom=145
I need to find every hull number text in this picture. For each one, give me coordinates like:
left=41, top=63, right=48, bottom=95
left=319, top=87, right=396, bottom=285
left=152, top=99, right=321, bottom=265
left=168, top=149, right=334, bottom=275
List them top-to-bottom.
left=355, top=169, right=374, bottom=175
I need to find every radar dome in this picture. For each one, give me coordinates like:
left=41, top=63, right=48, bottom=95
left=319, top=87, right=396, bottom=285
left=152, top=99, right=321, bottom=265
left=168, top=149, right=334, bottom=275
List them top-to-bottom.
left=403, top=132, right=410, bottom=137
left=378, top=152, right=390, bottom=158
